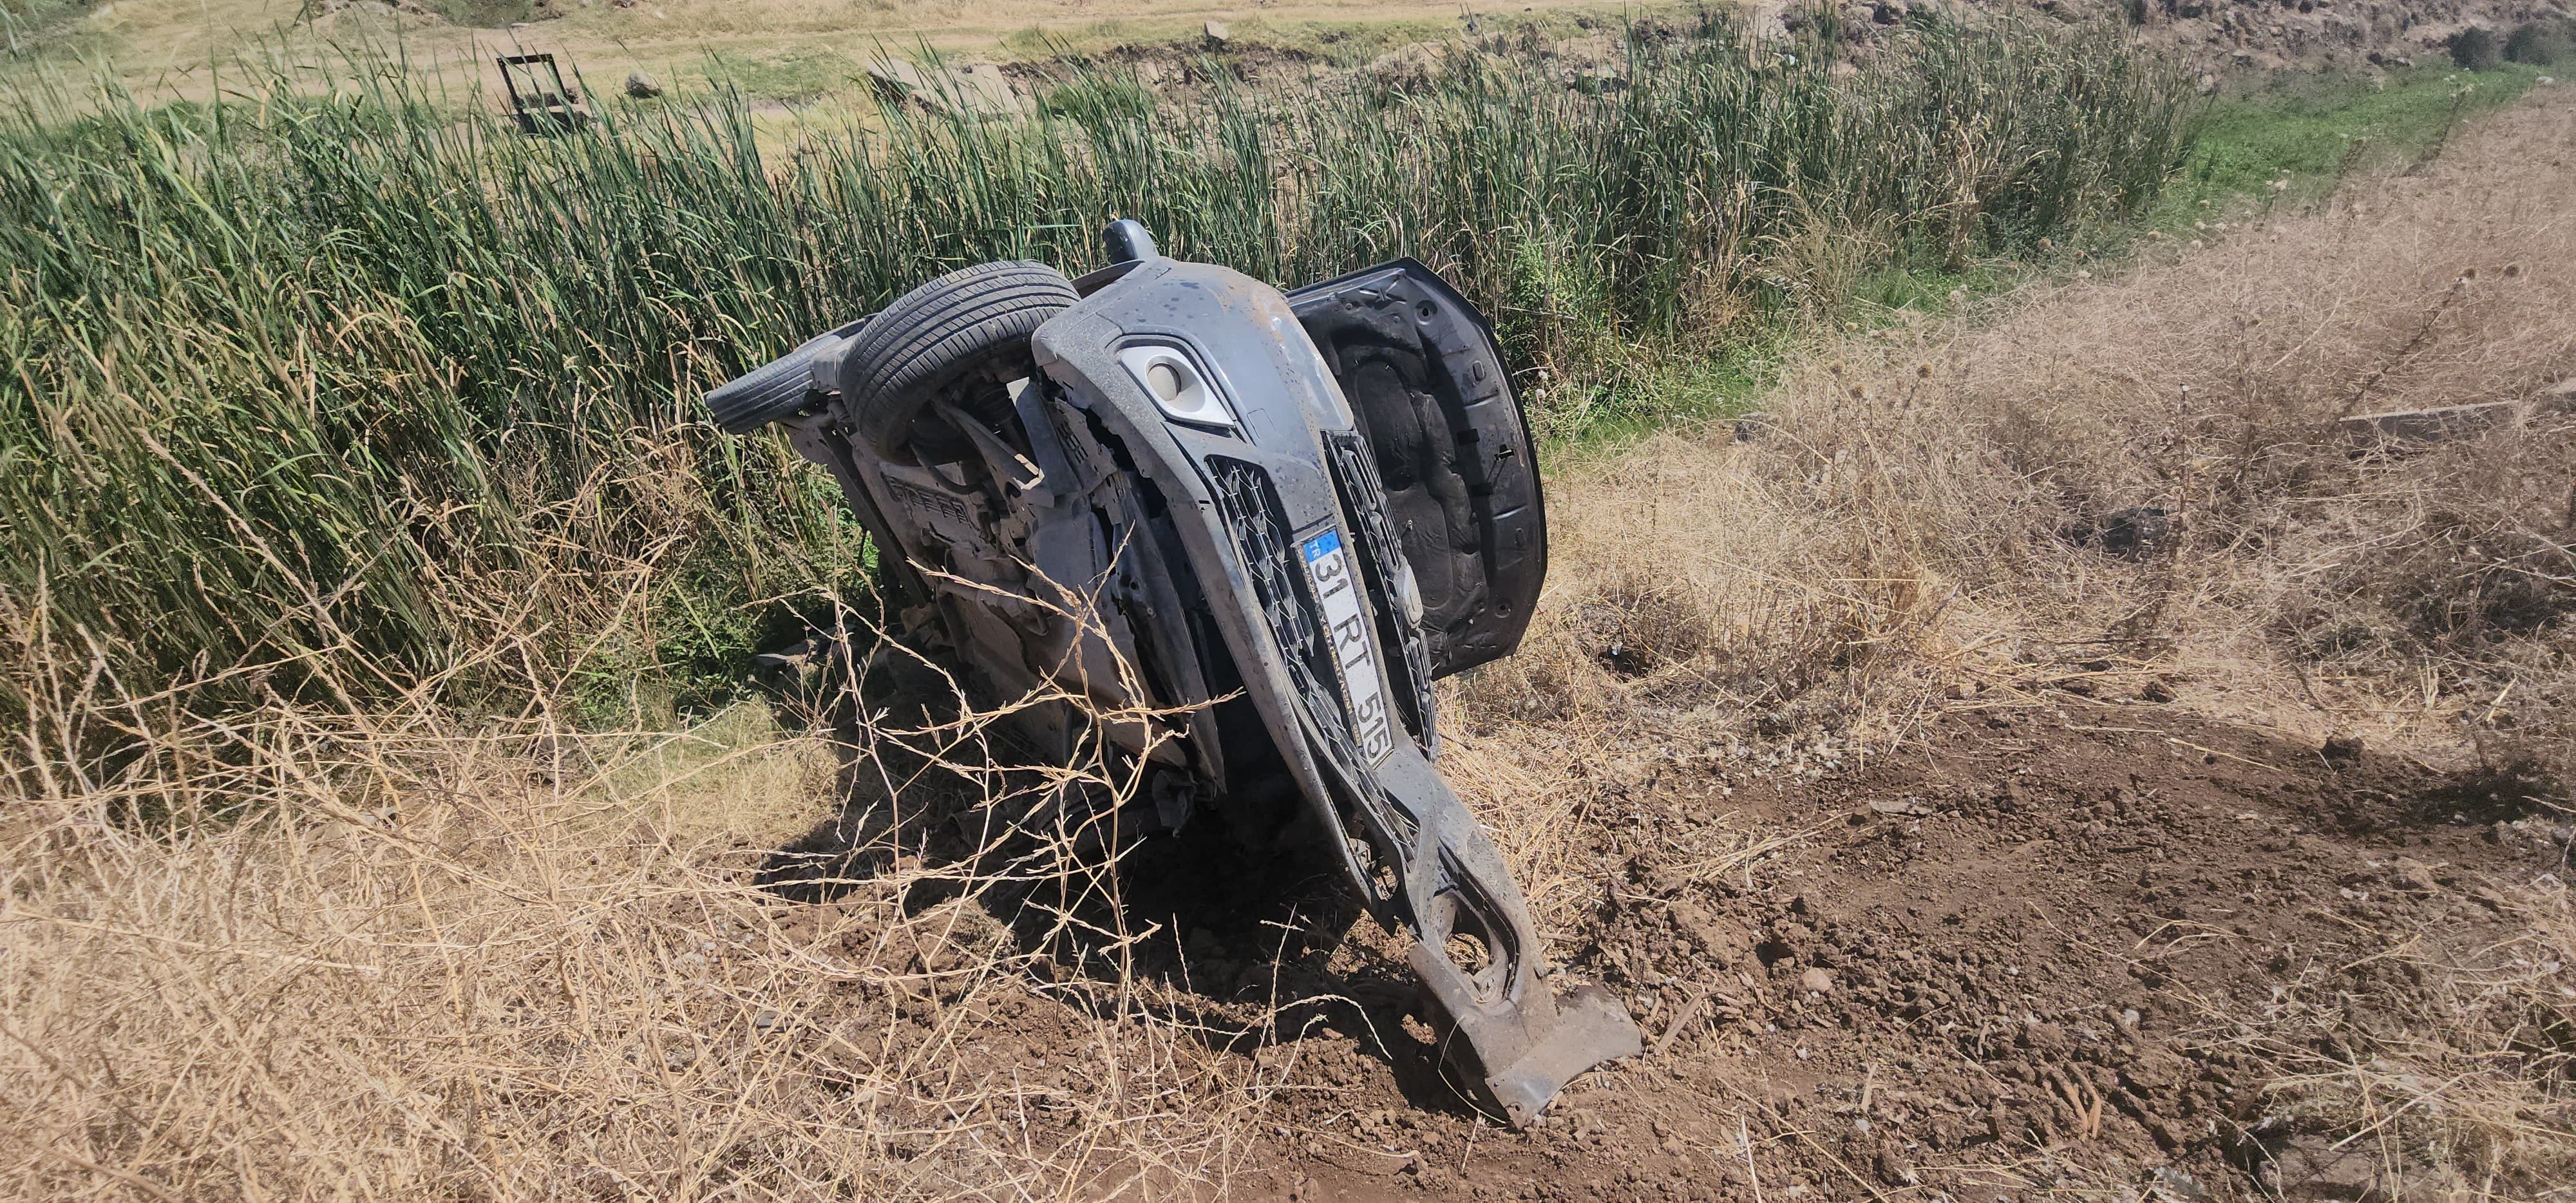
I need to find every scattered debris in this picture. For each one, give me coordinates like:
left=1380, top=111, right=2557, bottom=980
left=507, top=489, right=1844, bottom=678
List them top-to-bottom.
left=496, top=53, right=592, bottom=135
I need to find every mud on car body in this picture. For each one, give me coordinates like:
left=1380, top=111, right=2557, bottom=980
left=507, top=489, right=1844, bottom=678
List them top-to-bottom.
left=708, top=221, right=1638, bottom=1124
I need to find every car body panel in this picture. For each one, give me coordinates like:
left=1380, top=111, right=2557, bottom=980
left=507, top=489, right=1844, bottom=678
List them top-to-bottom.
left=735, top=248, right=1633, bottom=1126
left=1030, top=260, right=1636, bottom=1122
left=1289, top=260, right=1546, bottom=679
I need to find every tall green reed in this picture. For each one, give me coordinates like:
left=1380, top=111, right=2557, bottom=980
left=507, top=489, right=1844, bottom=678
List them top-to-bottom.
left=0, top=13, right=2193, bottom=743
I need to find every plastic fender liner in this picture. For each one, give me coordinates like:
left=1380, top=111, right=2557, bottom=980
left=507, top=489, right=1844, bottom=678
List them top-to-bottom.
left=1288, top=260, right=1546, bottom=679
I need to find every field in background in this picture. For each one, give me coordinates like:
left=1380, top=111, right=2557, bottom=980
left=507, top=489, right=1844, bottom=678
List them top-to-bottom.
left=1, top=0, right=1674, bottom=101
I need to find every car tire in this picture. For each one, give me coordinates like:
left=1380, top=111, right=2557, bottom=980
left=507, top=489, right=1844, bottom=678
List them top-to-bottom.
left=839, top=260, right=1079, bottom=457
left=706, top=327, right=845, bottom=433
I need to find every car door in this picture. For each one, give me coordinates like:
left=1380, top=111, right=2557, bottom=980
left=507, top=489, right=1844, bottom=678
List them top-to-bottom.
left=1288, top=260, right=1546, bottom=679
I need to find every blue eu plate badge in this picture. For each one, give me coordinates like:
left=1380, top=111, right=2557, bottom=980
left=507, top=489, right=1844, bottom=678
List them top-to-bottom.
left=1300, top=529, right=1395, bottom=765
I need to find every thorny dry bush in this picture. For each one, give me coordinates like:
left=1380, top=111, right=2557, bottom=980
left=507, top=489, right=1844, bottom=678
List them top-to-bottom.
left=0, top=598, right=1329, bottom=1199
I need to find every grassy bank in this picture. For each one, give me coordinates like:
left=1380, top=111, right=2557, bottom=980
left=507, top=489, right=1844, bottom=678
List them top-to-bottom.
left=0, top=12, right=2194, bottom=748
left=1565, top=61, right=2552, bottom=454
left=1832, top=62, right=2549, bottom=337
left=2179, top=62, right=2549, bottom=207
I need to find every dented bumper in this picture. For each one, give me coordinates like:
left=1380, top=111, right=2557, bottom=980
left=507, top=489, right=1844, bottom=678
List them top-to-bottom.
left=1032, top=259, right=1639, bottom=1123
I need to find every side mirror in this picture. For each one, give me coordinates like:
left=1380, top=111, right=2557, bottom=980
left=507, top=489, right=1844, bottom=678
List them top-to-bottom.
left=1101, top=218, right=1159, bottom=263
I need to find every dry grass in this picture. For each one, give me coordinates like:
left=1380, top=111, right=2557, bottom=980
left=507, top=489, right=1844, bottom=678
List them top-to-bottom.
left=38, top=0, right=1666, bottom=103
left=5, top=77, right=2573, bottom=1203
left=1466, top=82, right=2576, bottom=766
left=1432, top=84, right=2576, bottom=1198
left=0, top=607, right=1313, bottom=1198
left=2221, top=878, right=2576, bottom=1201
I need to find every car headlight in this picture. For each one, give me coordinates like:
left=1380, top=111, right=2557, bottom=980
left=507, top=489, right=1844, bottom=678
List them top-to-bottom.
left=1117, top=343, right=1236, bottom=430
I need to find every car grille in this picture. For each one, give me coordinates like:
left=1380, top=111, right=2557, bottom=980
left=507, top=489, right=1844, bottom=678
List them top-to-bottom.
left=1325, top=432, right=1437, bottom=754
left=1205, top=455, right=1422, bottom=853
left=1204, top=457, right=1362, bottom=773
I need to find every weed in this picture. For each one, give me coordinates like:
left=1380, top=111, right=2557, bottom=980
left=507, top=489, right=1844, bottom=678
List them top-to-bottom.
left=0, top=15, right=2193, bottom=735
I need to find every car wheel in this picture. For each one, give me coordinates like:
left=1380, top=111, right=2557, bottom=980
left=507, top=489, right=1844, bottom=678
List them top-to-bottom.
left=838, top=260, right=1079, bottom=459
left=705, top=327, right=848, bottom=433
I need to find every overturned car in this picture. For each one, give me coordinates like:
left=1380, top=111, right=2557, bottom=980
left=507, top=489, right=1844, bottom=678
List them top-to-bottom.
left=708, top=221, right=1638, bottom=1124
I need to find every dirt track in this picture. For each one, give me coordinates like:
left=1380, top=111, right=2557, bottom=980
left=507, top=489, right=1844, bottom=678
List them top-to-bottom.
left=1133, top=707, right=2570, bottom=1202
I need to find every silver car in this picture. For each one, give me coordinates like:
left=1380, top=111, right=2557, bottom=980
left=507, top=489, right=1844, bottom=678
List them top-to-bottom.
left=709, top=221, right=1638, bottom=1124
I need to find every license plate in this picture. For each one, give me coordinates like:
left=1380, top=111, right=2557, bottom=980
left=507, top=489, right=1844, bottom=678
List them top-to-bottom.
left=1300, top=529, right=1396, bottom=766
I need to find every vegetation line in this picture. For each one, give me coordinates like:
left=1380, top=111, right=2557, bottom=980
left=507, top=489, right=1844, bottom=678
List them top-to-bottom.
left=4, top=12, right=2197, bottom=735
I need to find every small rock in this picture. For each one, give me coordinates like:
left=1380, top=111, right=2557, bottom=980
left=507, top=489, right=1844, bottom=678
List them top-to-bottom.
left=1202, top=19, right=1229, bottom=44
left=624, top=71, right=664, bottom=99
left=2389, top=857, right=2439, bottom=893
left=1799, top=967, right=1836, bottom=995
left=752, top=1009, right=783, bottom=1031
left=1875, top=1139, right=1918, bottom=1186
left=2150, top=1166, right=2211, bottom=1202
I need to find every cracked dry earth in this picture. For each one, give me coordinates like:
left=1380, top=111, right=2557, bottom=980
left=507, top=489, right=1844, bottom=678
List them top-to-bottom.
left=1197, top=708, right=2571, bottom=1203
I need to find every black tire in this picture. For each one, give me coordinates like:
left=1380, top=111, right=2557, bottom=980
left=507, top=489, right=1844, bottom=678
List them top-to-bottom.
left=838, top=260, right=1079, bottom=457
left=706, top=328, right=844, bottom=434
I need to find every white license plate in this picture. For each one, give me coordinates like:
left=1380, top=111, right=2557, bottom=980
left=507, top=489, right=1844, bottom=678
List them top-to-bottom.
left=1300, top=529, right=1396, bottom=766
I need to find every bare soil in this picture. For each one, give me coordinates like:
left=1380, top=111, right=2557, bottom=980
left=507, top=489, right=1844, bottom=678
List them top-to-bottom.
left=770, top=701, right=2563, bottom=1201
left=1175, top=708, right=2568, bottom=1201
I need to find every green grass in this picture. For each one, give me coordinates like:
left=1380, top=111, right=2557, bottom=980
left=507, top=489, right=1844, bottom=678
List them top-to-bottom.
left=1, top=0, right=100, bottom=60
left=424, top=0, right=549, bottom=28
left=991, top=10, right=1551, bottom=68
left=0, top=13, right=2194, bottom=742
left=687, top=45, right=867, bottom=106
left=1537, top=61, right=2556, bottom=467
left=1772, top=62, right=2552, bottom=401
left=2172, top=64, right=2545, bottom=208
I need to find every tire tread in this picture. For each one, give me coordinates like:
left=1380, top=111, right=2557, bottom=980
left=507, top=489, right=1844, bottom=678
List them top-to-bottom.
left=842, top=261, right=1078, bottom=453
